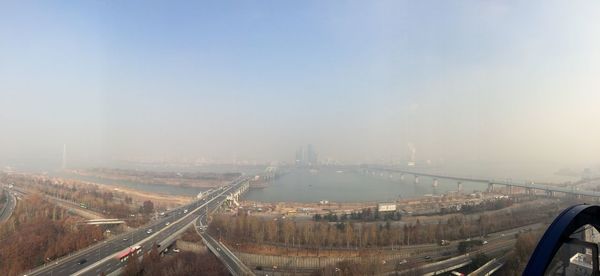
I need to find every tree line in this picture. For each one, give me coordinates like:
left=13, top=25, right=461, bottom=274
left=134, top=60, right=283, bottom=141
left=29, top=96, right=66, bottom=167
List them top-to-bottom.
left=1, top=174, right=153, bottom=227
left=0, top=195, right=105, bottom=276
left=210, top=202, right=558, bottom=250
left=314, top=208, right=402, bottom=222
left=121, top=243, right=227, bottom=276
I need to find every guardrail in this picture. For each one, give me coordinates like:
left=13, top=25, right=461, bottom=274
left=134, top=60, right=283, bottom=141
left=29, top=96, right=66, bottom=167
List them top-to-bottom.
left=26, top=179, right=247, bottom=276
left=73, top=180, right=249, bottom=276
left=202, top=234, right=255, bottom=276
left=469, top=256, right=506, bottom=276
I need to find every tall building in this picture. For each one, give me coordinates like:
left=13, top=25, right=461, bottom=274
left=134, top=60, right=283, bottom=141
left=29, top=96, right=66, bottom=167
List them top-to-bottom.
left=295, top=144, right=318, bottom=166
left=306, top=144, right=317, bottom=165
left=295, top=147, right=304, bottom=166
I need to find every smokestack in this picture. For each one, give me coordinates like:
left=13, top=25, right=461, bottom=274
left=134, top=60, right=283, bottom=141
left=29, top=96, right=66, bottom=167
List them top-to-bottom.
left=62, top=144, right=67, bottom=170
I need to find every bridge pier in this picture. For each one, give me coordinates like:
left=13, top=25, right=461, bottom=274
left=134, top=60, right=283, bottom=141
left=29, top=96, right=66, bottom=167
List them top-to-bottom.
left=526, top=187, right=534, bottom=197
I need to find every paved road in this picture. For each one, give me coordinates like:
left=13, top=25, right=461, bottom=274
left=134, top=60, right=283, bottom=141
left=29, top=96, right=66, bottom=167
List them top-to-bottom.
left=26, top=178, right=248, bottom=276
left=10, top=185, right=107, bottom=220
left=0, top=188, right=17, bottom=222
left=192, top=193, right=254, bottom=276
left=202, top=232, right=254, bottom=275
left=393, top=239, right=515, bottom=275
left=469, top=255, right=506, bottom=276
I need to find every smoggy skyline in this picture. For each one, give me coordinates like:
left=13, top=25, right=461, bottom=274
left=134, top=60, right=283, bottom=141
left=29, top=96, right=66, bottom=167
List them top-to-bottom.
left=1, top=1, right=600, bottom=171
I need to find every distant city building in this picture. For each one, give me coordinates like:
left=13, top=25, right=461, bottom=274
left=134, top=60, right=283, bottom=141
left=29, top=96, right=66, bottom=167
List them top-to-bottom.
left=407, top=143, right=416, bottom=166
left=295, top=144, right=318, bottom=166
left=583, top=168, right=593, bottom=180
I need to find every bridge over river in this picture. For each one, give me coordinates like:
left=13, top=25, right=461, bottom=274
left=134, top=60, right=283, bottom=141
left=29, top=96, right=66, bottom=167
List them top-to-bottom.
left=365, top=165, right=600, bottom=199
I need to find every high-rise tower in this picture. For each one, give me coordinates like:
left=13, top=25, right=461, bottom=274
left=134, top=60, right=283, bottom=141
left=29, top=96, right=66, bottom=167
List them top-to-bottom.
left=62, top=144, right=67, bottom=170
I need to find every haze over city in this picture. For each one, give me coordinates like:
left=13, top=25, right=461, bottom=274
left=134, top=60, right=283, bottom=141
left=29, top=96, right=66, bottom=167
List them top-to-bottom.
left=1, top=1, right=600, bottom=172
left=5, top=2, right=600, bottom=276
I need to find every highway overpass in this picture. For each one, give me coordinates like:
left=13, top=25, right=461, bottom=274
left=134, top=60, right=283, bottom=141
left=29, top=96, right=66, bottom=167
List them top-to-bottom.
left=25, top=177, right=250, bottom=276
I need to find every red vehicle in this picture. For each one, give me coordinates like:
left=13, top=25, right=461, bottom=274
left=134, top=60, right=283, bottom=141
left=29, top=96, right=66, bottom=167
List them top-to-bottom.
left=117, top=245, right=142, bottom=262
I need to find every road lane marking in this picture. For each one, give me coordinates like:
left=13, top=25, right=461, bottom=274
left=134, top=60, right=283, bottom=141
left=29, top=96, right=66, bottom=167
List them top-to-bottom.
left=72, top=181, right=246, bottom=276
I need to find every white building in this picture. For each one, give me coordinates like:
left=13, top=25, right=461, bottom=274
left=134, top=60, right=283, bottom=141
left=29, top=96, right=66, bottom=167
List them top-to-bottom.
left=378, top=203, right=397, bottom=212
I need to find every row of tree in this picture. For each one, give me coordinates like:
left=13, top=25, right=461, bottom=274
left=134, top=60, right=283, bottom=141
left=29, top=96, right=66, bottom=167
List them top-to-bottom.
left=1, top=174, right=153, bottom=227
left=0, top=195, right=105, bottom=276
left=210, top=202, right=558, bottom=250
left=314, top=208, right=402, bottom=222
left=497, top=230, right=542, bottom=275
left=122, top=244, right=227, bottom=276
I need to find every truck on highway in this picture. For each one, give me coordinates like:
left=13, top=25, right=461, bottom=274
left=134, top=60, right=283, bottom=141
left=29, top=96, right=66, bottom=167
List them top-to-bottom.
left=117, top=245, right=142, bottom=262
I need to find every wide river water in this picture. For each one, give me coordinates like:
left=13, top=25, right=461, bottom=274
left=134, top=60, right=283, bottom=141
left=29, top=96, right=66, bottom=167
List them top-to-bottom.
left=48, top=163, right=578, bottom=203
left=244, top=168, right=492, bottom=203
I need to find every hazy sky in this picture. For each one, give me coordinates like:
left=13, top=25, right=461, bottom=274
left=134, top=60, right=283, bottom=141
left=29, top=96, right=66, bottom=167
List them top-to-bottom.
left=1, top=1, right=600, bottom=169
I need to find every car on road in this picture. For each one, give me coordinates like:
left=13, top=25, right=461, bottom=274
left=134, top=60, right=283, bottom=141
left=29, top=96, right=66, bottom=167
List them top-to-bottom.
left=78, top=259, right=87, bottom=265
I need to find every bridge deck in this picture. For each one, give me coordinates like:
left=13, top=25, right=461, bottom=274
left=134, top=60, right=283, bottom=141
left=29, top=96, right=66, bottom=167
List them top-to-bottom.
left=368, top=166, right=600, bottom=198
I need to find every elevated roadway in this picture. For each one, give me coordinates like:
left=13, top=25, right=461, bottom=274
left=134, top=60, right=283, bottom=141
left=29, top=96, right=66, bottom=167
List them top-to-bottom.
left=26, top=177, right=249, bottom=276
left=193, top=185, right=255, bottom=275
left=201, top=232, right=255, bottom=276
left=394, top=239, right=514, bottom=275
left=469, top=255, right=506, bottom=276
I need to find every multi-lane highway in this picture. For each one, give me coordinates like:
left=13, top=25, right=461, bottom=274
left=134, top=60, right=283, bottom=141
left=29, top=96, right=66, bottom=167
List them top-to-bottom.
left=26, top=178, right=249, bottom=276
left=0, top=187, right=17, bottom=222
left=201, top=229, right=255, bottom=276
